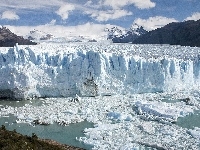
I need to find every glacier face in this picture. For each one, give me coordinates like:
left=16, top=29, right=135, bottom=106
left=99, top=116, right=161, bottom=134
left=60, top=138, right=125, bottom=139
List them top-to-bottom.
left=0, top=43, right=200, bottom=99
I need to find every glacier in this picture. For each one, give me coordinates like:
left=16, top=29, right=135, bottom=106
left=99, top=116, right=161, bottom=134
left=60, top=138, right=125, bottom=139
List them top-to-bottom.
left=1, top=42, right=200, bottom=149
left=1, top=43, right=200, bottom=99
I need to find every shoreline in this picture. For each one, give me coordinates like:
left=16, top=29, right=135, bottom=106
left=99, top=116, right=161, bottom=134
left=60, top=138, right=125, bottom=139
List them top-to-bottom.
left=0, top=125, right=84, bottom=150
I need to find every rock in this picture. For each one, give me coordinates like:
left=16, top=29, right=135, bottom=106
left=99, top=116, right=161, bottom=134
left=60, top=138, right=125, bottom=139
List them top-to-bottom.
left=133, top=19, right=200, bottom=47
left=0, top=26, right=37, bottom=47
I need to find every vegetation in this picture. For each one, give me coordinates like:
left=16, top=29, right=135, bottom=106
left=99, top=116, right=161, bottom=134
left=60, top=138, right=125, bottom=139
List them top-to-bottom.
left=133, top=19, right=200, bottom=47
left=0, top=125, right=84, bottom=150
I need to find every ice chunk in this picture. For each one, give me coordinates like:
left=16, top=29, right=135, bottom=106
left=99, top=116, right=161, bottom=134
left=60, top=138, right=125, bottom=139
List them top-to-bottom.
left=134, top=100, right=194, bottom=123
left=107, top=112, right=132, bottom=121
left=187, top=127, right=200, bottom=139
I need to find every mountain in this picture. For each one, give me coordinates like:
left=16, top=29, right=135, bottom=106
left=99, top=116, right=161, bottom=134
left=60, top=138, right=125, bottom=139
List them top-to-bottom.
left=132, top=19, right=200, bottom=47
left=106, top=24, right=147, bottom=43
left=0, top=26, right=37, bottom=47
left=26, top=29, right=99, bottom=43
left=27, top=29, right=54, bottom=42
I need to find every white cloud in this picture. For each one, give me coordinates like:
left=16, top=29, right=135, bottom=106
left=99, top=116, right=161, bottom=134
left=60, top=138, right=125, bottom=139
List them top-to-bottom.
left=0, top=0, right=63, bottom=10
left=83, top=0, right=155, bottom=22
left=84, top=0, right=93, bottom=6
left=102, top=0, right=156, bottom=9
left=56, top=4, right=75, bottom=20
left=87, top=9, right=132, bottom=22
left=1, top=10, right=20, bottom=20
left=185, top=12, right=200, bottom=21
left=134, top=16, right=178, bottom=31
left=5, top=23, right=124, bottom=40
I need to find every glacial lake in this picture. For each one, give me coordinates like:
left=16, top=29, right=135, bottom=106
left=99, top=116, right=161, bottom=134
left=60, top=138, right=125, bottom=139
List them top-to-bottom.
left=0, top=99, right=94, bottom=149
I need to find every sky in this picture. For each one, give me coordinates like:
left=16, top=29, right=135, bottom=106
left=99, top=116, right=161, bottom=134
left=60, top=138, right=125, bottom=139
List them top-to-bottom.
left=0, top=0, right=200, bottom=38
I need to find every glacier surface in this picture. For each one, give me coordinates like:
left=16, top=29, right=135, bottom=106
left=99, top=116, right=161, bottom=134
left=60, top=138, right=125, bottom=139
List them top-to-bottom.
left=1, top=43, right=200, bottom=99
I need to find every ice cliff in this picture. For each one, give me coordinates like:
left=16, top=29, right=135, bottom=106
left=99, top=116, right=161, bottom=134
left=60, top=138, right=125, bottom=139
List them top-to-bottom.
left=0, top=43, right=200, bottom=99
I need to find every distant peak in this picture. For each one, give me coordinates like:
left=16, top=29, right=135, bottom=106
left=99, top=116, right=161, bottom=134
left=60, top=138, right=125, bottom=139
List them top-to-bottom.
left=131, top=23, right=144, bottom=30
left=106, top=24, right=147, bottom=43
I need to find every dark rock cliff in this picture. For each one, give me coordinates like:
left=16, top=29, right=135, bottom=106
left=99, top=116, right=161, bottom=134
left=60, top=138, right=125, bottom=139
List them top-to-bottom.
left=133, top=19, right=200, bottom=47
left=0, top=27, right=37, bottom=47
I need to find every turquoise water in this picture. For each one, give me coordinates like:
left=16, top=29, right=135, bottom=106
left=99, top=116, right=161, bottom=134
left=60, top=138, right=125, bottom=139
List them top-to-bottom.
left=160, top=96, right=200, bottom=129
left=0, top=98, right=199, bottom=150
left=0, top=98, right=43, bottom=107
left=0, top=99, right=94, bottom=150
left=176, top=110, right=200, bottom=129
left=0, top=115, right=94, bottom=149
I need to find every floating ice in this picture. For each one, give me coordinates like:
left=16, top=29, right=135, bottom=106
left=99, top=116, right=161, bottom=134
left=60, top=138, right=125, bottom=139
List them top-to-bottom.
left=0, top=93, right=199, bottom=149
left=134, top=100, right=194, bottom=123
left=107, top=112, right=133, bottom=121
left=188, top=127, right=200, bottom=140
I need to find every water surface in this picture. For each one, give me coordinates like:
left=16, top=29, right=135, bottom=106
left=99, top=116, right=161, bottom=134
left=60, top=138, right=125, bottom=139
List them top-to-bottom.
left=0, top=99, right=94, bottom=149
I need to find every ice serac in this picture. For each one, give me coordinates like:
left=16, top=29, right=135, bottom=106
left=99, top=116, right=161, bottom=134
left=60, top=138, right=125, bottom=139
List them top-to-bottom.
left=0, top=43, right=200, bottom=99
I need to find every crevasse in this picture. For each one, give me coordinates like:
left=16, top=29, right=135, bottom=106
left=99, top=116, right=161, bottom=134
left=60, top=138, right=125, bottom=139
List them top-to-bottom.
left=0, top=43, right=200, bottom=99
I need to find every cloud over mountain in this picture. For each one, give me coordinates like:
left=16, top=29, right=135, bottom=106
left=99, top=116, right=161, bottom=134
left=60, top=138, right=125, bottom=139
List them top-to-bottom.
left=0, top=0, right=199, bottom=37
left=56, top=4, right=75, bottom=20
left=1, top=11, right=19, bottom=20
left=185, top=12, right=200, bottom=21
left=133, top=16, right=178, bottom=31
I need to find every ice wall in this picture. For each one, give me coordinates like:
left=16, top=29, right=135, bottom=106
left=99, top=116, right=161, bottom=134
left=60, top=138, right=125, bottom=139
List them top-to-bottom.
left=0, top=43, right=200, bottom=99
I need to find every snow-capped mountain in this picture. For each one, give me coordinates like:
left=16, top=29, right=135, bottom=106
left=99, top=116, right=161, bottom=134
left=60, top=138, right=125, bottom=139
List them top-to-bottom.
left=107, top=24, right=147, bottom=43
left=26, top=29, right=54, bottom=42
left=26, top=29, right=99, bottom=43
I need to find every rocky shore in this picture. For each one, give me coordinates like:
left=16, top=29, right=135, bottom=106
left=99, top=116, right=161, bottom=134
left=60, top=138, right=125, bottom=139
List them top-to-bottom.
left=0, top=125, right=84, bottom=150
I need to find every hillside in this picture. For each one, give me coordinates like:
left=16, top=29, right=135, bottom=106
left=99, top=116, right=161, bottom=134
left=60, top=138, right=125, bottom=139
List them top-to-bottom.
left=132, top=19, right=200, bottom=47
left=0, top=26, right=37, bottom=47
left=0, top=125, right=83, bottom=150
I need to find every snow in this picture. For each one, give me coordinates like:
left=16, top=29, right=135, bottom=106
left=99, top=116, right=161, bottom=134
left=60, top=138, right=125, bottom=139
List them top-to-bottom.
left=6, top=23, right=123, bottom=43
left=1, top=43, right=200, bottom=99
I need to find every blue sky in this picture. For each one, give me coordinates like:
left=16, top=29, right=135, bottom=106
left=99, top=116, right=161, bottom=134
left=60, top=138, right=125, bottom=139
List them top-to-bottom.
left=0, top=0, right=200, bottom=38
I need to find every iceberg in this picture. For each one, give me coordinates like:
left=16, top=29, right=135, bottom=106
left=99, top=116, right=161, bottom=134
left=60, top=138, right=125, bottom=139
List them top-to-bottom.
left=0, top=43, right=200, bottom=99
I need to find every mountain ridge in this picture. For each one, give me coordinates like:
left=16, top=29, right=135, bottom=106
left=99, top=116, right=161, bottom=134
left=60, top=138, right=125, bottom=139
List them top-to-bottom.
left=132, top=19, right=200, bottom=47
left=106, top=24, right=147, bottom=43
left=0, top=26, right=37, bottom=47
left=27, top=29, right=54, bottom=41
